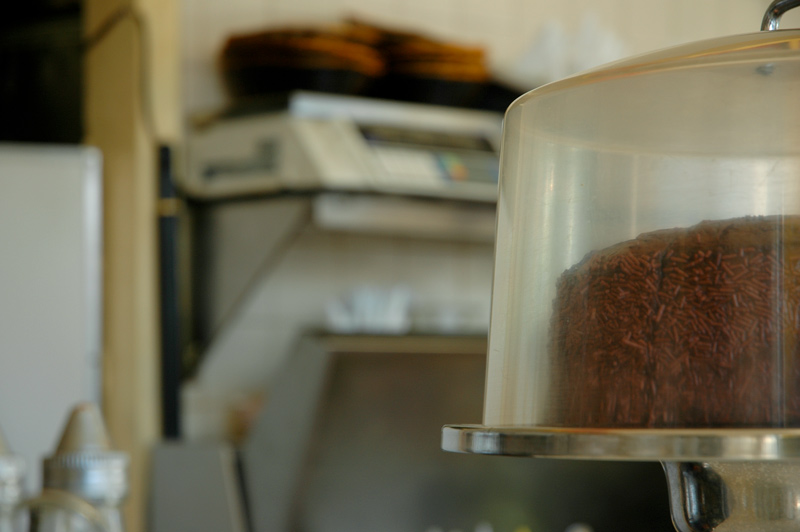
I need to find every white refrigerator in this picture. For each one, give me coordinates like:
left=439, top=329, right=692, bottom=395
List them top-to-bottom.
left=0, top=144, right=103, bottom=491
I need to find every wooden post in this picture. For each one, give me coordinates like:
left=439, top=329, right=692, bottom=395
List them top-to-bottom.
left=83, top=0, right=180, bottom=531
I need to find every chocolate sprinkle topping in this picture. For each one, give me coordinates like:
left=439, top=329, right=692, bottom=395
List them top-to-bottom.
left=550, top=216, right=800, bottom=428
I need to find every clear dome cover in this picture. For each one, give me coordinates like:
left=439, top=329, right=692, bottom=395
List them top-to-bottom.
left=485, top=29, right=800, bottom=430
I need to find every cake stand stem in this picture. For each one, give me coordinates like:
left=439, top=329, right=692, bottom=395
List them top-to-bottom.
left=663, top=460, right=800, bottom=532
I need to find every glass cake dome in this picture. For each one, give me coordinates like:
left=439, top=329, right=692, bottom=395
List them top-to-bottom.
left=444, top=1, right=800, bottom=456
left=443, top=5, right=800, bottom=531
left=483, top=13, right=800, bottom=433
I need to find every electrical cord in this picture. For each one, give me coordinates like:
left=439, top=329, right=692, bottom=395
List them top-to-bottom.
left=82, top=4, right=158, bottom=141
left=82, top=5, right=133, bottom=50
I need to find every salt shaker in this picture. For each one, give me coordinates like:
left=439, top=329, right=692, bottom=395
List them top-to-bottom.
left=25, top=404, right=128, bottom=532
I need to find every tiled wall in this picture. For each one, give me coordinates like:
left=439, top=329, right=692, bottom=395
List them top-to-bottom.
left=181, top=0, right=779, bottom=115
left=184, top=228, right=495, bottom=440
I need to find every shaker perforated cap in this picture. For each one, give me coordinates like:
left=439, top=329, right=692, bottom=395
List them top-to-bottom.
left=43, top=403, right=128, bottom=505
left=0, top=426, right=25, bottom=508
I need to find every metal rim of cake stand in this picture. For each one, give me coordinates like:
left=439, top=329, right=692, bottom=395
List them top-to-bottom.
left=442, top=425, right=800, bottom=461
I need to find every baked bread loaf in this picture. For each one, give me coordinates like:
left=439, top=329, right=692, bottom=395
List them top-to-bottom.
left=550, top=216, right=800, bottom=428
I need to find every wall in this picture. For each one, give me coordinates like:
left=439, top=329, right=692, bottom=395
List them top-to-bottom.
left=180, top=0, right=790, bottom=115
left=184, top=218, right=495, bottom=440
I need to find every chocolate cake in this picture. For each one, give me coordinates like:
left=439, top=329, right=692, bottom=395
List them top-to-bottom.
left=550, top=216, right=800, bottom=428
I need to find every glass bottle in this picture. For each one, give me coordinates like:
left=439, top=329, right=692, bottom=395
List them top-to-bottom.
left=0, top=428, right=24, bottom=532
